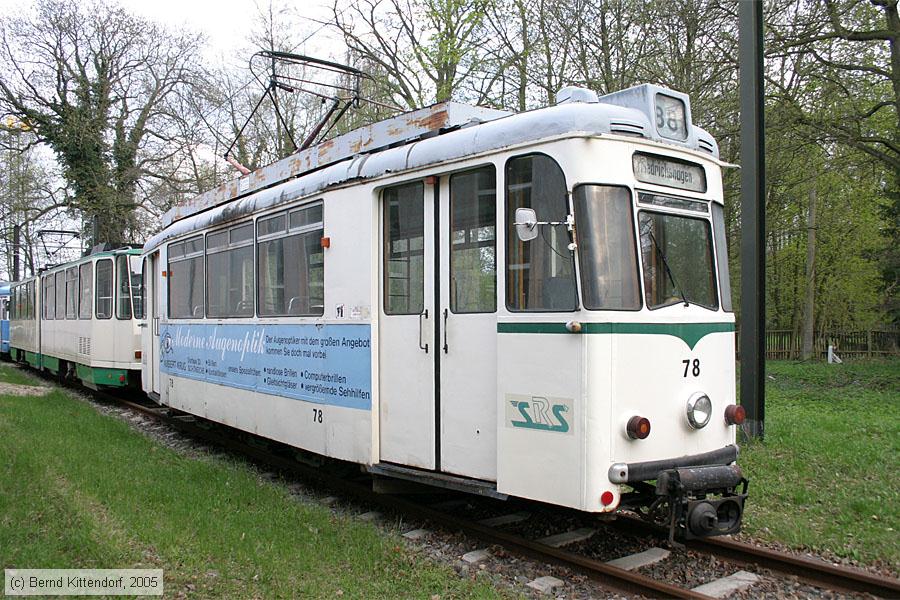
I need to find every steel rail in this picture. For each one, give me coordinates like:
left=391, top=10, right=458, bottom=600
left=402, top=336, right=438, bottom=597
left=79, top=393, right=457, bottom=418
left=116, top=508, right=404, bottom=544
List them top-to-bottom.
left=103, top=393, right=900, bottom=599
left=104, top=395, right=709, bottom=599
left=611, top=516, right=900, bottom=598
left=690, top=535, right=900, bottom=599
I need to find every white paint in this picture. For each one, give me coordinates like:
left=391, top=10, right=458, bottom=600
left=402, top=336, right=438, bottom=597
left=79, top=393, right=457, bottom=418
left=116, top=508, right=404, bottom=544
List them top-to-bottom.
left=135, top=93, right=739, bottom=517
left=437, top=174, right=498, bottom=481
left=378, top=181, right=436, bottom=470
left=12, top=251, right=143, bottom=377
left=141, top=251, right=161, bottom=396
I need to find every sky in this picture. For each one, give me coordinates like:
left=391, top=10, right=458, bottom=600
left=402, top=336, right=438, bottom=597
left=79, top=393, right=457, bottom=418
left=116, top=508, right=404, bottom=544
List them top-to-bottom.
left=0, top=0, right=344, bottom=63
left=0, top=0, right=352, bottom=276
left=121, top=0, right=341, bottom=58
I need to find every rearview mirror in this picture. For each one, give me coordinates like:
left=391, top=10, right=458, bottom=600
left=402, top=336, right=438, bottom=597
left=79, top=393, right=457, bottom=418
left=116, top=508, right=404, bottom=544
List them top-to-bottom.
left=514, top=207, right=539, bottom=242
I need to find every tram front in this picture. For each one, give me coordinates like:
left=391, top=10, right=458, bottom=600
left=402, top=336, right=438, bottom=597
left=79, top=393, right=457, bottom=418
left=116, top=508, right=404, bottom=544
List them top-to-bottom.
left=496, top=85, right=745, bottom=541
left=575, top=164, right=745, bottom=540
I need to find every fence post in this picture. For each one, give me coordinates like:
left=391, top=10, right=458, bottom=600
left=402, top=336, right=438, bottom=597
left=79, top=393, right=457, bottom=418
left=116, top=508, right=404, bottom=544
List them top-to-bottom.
left=867, top=330, right=873, bottom=358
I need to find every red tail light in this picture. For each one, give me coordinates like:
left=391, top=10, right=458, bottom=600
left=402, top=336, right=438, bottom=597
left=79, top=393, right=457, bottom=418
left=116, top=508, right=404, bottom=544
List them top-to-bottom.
left=724, top=404, right=746, bottom=425
left=627, top=416, right=651, bottom=439
left=600, top=491, right=615, bottom=506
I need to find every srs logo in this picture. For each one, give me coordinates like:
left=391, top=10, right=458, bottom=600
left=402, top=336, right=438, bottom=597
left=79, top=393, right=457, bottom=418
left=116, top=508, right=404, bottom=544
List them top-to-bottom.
left=505, top=394, right=574, bottom=434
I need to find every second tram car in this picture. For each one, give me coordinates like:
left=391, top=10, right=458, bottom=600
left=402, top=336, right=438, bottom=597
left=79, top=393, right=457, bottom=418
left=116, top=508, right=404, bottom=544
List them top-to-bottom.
left=141, top=83, right=746, bottom=539
left=10, top=247, right=144, bottom=389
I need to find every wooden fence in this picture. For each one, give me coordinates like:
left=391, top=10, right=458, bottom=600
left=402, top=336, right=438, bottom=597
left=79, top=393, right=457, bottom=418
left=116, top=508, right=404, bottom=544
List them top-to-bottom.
left=737, top=329, right=899, bottom=360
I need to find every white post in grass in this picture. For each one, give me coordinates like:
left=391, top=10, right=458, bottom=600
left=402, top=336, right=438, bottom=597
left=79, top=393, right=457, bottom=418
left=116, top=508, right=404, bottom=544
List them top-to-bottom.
left=827, top=345, right=843, bottom=364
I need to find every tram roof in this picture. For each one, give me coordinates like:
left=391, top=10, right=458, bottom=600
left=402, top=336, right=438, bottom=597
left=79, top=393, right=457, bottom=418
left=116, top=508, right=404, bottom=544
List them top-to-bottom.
left=148, top=85, right=722, bottom=251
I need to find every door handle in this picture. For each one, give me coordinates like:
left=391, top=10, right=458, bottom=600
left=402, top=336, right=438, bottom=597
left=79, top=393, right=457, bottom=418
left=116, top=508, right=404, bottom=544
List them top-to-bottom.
left=442, top=308, right=449, bottom=354
left=418, top=309, right=428, bottom=353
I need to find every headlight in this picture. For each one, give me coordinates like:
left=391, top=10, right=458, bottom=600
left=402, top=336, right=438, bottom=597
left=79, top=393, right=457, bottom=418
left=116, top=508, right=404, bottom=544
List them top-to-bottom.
left=687, top=392, right=712, bottom=429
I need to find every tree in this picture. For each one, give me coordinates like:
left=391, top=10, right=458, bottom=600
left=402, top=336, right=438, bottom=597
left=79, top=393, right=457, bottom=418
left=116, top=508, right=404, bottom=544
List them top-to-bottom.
left=0, top=0, right=201, bottom=245
left=331, top=0, right=491, bottom=108
left=771, top=0, right=899, bottom=323
left=0, top=120, right=79, bottom=279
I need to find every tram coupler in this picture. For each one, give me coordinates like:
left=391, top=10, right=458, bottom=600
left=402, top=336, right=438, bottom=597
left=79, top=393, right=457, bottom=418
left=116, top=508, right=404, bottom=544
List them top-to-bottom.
left=655, top=464, right=748, bottom=543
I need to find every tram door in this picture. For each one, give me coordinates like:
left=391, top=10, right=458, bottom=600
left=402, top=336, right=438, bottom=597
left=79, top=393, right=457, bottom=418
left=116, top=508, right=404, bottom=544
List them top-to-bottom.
left=438, top=168, right=498, bottom=481
left=379, top=171, right=497, bottom=481
left=379, top=181, right=437, bottom=469
left=142, top=251, right=161, bottom=397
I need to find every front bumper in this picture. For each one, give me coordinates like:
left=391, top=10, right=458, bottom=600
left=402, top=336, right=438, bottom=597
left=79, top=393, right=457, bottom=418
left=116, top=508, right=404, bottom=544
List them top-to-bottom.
left=608, top=444, right=739, bottom=484
left=612, top=445, right=748, bottom=540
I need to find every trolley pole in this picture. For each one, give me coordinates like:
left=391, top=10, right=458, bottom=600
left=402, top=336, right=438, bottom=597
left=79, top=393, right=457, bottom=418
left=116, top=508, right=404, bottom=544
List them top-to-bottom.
left=739, top=0, right=766, bottom=440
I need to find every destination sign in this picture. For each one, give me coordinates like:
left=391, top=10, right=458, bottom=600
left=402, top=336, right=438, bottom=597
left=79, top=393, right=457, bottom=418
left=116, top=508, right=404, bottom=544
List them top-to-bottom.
left=632, top=152, right=707, bottom=193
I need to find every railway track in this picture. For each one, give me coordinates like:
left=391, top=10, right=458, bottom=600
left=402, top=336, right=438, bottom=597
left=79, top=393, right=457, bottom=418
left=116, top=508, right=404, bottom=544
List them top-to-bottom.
left=100, top=391, right=900, bottom=599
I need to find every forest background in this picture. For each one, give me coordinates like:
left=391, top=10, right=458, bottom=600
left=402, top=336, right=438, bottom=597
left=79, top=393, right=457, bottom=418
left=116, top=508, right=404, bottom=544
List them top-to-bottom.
left=0, top=0, right=895, bottom=348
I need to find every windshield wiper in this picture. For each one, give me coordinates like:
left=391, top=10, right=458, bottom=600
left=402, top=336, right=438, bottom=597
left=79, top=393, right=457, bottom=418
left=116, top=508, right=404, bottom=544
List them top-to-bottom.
left=647, top=230, right=689, bottom=307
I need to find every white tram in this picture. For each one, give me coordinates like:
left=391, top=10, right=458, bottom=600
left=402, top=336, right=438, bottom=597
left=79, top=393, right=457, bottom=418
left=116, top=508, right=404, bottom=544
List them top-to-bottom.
left=143, top=84, right=746, bottom=539
left=10, top=247, right=144, bottom=389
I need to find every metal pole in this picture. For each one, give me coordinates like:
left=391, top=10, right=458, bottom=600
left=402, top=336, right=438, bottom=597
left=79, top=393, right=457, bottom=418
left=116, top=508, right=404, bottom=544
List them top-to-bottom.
left=739, top=0, right=765, bottom=439
left=12, top=223, right=20, bottom=281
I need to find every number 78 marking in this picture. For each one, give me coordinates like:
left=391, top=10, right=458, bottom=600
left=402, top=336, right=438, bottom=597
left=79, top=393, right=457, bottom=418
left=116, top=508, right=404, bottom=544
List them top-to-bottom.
left=683, top=359, right=700, bottom=377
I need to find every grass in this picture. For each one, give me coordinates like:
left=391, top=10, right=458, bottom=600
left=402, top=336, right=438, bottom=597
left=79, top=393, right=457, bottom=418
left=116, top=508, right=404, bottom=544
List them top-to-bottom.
left=2, top=358, right=896, bottom=590
left=740, top=359, right=899, bottom=573
left=0, top=362, right=43, bottom=386
left=0, top=376, right=503, bottom=598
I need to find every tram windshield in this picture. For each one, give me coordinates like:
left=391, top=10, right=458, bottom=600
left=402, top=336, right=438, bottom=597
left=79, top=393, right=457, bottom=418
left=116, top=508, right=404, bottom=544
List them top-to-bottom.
left=573, top=185, right=641, bottom=310
left=638, top=211, right=717, bottom=310
left=116, top=254, right=144, bottom=319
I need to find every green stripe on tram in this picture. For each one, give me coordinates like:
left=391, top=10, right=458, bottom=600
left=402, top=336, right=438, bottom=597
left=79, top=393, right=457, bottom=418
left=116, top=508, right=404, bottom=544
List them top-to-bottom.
left=496, top=321, right=735, bottom=350
left=76, top=364, right=130, bottom=388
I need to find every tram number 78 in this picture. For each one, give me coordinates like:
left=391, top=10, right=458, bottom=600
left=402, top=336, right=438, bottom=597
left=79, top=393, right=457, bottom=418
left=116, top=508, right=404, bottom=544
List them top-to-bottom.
left=682, top=359, right=701, bottom=378
left=312, top=408, right=323, bottom=423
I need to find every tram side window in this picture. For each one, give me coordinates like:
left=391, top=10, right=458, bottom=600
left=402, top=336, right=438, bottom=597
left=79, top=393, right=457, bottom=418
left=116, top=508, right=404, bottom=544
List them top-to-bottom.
left=505, top=154, right=577, bottom=311
left=450, top=167, right=496, bottom=313
left=383, top=182, right=425, bottom=315
left=573, top=185, right=641, bottom=310
left=258, top=203, right=324, bottom=316
left=711, top=203, right=733, bottom=312
left=207, top=223, right=254, bottom=318
left=169, top=236, right=205, bottom=319
left=116, top=255, right=134, bottom=319
left=130, top=255, right=143, bottom=319
left=95, top=259, right=114, bottom=319
left=79, top=262, right=93, bottom=319
left=66, top=267, right=78, bottom=319
left=55, top=272, right=65, bottom=320
left=43, top=276, right=54, bottom=320
left=27, top=281, right=34, bottom=319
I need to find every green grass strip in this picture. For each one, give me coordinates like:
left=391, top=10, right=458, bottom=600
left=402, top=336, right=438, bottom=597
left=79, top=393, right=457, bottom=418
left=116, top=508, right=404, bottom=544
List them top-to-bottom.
left=742, top=360, right=899, bottom=572
left=0, top=386, right=504, bottom=598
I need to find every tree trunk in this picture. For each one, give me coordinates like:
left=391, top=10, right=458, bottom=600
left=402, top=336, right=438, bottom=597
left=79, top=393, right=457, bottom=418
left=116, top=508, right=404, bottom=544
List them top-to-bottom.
left=801, top=183, right=817, bottom=360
